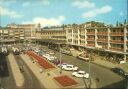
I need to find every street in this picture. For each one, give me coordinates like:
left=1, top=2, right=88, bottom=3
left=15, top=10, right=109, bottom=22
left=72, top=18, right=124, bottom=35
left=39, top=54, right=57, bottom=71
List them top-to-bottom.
left=42, top=46, right=127, bottom=88
left=0, top=47, right=127, bottom=89
left=0, top=53, right=16, bottom=89
left=14, top=54, right=43, bottom=89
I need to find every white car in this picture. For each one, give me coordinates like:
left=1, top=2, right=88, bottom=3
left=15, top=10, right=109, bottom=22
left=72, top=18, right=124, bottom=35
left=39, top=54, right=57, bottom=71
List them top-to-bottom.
left=35, top=49, right=40, bottom=53
left=48, top=52, right=54, bottom=55
left=43, top=54, right=56, bottom=61
left=43, top=54, right=50, bottom=58
left=47, top=56, right=55, bottom=61
left=57, top=63, right=69, bottom=67
left=61, top=64, right=78, bottom=71
left=72, top=71, right=89, bottom=78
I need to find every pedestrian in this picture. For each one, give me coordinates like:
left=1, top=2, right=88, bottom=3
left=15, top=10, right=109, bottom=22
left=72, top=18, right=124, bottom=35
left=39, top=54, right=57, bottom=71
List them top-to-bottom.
left=39, top=69, right=43, bottom=73
left=60, top=71, right=62, bottom=74
left=47, top=73, right=50, bottom=76
left=96, top=78, right=100, bottom=82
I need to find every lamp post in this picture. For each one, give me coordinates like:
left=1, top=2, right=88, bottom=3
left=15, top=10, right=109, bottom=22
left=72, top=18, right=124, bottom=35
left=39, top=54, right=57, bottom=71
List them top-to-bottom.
left=59, top=43, right=62, bottom=74
left=82, top=49, right=92, bottom=89
left=88, top=50, right=92, bottom=89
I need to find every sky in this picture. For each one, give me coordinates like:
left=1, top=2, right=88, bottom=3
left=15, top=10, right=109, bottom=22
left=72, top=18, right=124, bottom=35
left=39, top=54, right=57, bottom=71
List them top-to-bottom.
left=0, top=0, right=127, bottom=27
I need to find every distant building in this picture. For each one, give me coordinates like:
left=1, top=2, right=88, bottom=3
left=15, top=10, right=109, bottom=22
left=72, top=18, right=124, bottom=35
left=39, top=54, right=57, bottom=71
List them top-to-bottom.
left=0, top=23, right=39, bottom=44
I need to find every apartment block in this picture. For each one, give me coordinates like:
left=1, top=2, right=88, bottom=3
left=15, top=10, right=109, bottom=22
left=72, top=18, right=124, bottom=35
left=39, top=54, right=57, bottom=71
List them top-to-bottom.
left=38, top=22, right=128, bottom=61
left=40, top=26, right=66, bottom=44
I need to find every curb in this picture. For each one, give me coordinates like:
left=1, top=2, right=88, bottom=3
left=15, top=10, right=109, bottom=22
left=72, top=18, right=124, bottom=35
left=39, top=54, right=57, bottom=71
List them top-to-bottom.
left=90, top=61, right=112, bottom=70
left=91, top=61, right=128, bottom=74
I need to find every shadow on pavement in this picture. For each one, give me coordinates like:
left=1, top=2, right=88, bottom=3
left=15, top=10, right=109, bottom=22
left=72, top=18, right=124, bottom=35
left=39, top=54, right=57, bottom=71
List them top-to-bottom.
left=0, top=53, right=9, bottom=77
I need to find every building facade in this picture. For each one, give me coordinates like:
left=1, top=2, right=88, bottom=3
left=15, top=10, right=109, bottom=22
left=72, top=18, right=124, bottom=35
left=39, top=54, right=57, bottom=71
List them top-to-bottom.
left=37, top=22, right=128, bottom=62
left=0, top=23, right=39, bottom=44
left=40, top=26, right=66, bottom=44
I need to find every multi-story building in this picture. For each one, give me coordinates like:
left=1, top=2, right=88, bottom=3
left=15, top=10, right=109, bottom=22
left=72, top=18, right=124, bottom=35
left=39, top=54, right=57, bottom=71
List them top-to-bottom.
left=37, top=21, right=128, bottom=62
left=0, top=23, right=39, bottom=44
left=7, top=23, right=38, bottom=40
left=40, top=26, right=66, bottom=44
left=0, top=28, right=15, bottom=44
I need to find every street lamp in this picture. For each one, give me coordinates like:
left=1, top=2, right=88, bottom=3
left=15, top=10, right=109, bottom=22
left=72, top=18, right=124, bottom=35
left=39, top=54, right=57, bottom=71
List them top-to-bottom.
left=59, top=43, right=62, bottom=74
left=81, top=49, right=92, bottom=89
left=88, top=50, right=93, bottom=88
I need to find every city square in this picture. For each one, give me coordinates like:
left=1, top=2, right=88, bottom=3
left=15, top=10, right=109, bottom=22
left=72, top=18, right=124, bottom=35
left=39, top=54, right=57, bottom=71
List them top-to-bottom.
left=0, top=0, right=128, bottom=89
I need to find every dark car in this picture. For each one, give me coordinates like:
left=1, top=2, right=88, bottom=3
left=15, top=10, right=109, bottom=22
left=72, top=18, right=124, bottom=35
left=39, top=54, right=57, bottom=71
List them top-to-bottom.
left=52, top=60, right=61, bottom=65
left=19, top=66, right=24, bottom=73
left=111, top=67, right=125, bottom=76
left=124, top=74, right=128, bottom=79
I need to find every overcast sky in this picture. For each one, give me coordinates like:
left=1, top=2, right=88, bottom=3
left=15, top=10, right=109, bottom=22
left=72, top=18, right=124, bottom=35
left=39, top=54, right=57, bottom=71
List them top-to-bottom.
left=0, top=0, right=127, bottom=27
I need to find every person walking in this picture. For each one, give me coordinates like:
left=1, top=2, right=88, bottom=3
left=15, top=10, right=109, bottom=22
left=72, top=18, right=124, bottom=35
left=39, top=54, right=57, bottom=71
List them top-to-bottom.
left=47, top=73, right=50, bottom=76
left=96, top=78, right=100, bottom=82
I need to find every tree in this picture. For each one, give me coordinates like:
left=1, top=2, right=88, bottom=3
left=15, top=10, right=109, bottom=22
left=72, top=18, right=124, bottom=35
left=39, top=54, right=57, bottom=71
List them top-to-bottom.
left=124, top=19, right=127, bottom=25
left=116, top=21, right=119, bottom=26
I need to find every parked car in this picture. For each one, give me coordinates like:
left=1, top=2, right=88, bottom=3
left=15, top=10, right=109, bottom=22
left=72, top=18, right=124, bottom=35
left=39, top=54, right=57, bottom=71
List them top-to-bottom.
left=1, top=46, right=8, bottom=55
left=12, top=47, right=20, bottom=55
left=34, top=49, right=40, bottom=54
left=48, top=52, right=55, bottom=55
left=43, top=53, right=56, bottom=61
left=43, top=54, right=50, bottom=58
left=77, top=54, right=89, bottom=61
left=48, top=56, right=57, bottom=61
left=52, top=60, right=60, bottom=65
left=57, top=63, right=68, bottom=67
left=61, top=64, right=78, bottom=71
left=19, top=66, right=24, bottom=73
left=111, top=67, right=125, bottom=76
left=72, top=70, right=89, bottom=78
left=124, top=74, right=128, bottom=79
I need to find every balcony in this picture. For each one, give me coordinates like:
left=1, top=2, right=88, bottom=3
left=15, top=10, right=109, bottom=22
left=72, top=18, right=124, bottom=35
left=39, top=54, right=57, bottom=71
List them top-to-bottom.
left=15, top=32, right=20, bottom=35
left=86, top=32, right=95, bottom=35
left=97, top=32, right=108, bottom=35
left=110, top=32, right=124, bottom=36
left=9, top=33, right=14, bottom=36
left=127, top=33, right=128, bottom=36
left=20, top=35, right=25, bottom=37
left=86, top=38, right=95, bottom=41
left=97, top=39, right=108, bottom=43
left=110, top=40, right=124, bottom=44
left=127, top=41, right=128, bottom=44
left=87, top=43, right=95, bottom=47
left=102, top=46, right=108, bottom=49
left=110, top=47, right=124, bottom=52
left=127, top=49, right=128, bottom=52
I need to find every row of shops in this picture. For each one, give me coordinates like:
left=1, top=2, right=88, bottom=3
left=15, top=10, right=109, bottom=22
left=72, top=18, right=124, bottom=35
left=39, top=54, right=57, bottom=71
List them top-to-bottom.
left=36, top=39, right=128, bottom=64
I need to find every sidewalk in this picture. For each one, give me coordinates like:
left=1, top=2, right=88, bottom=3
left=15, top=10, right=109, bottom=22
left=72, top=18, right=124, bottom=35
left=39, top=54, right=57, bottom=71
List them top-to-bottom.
left=8, top=53, right=24, bottom=87
left=20, top=54, right=97, bottom=89
left=20, top=54, right=60, bottom=89
left=91, top=56, right=128, bottom=73
left=118, top=62, right=128, bottom=73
